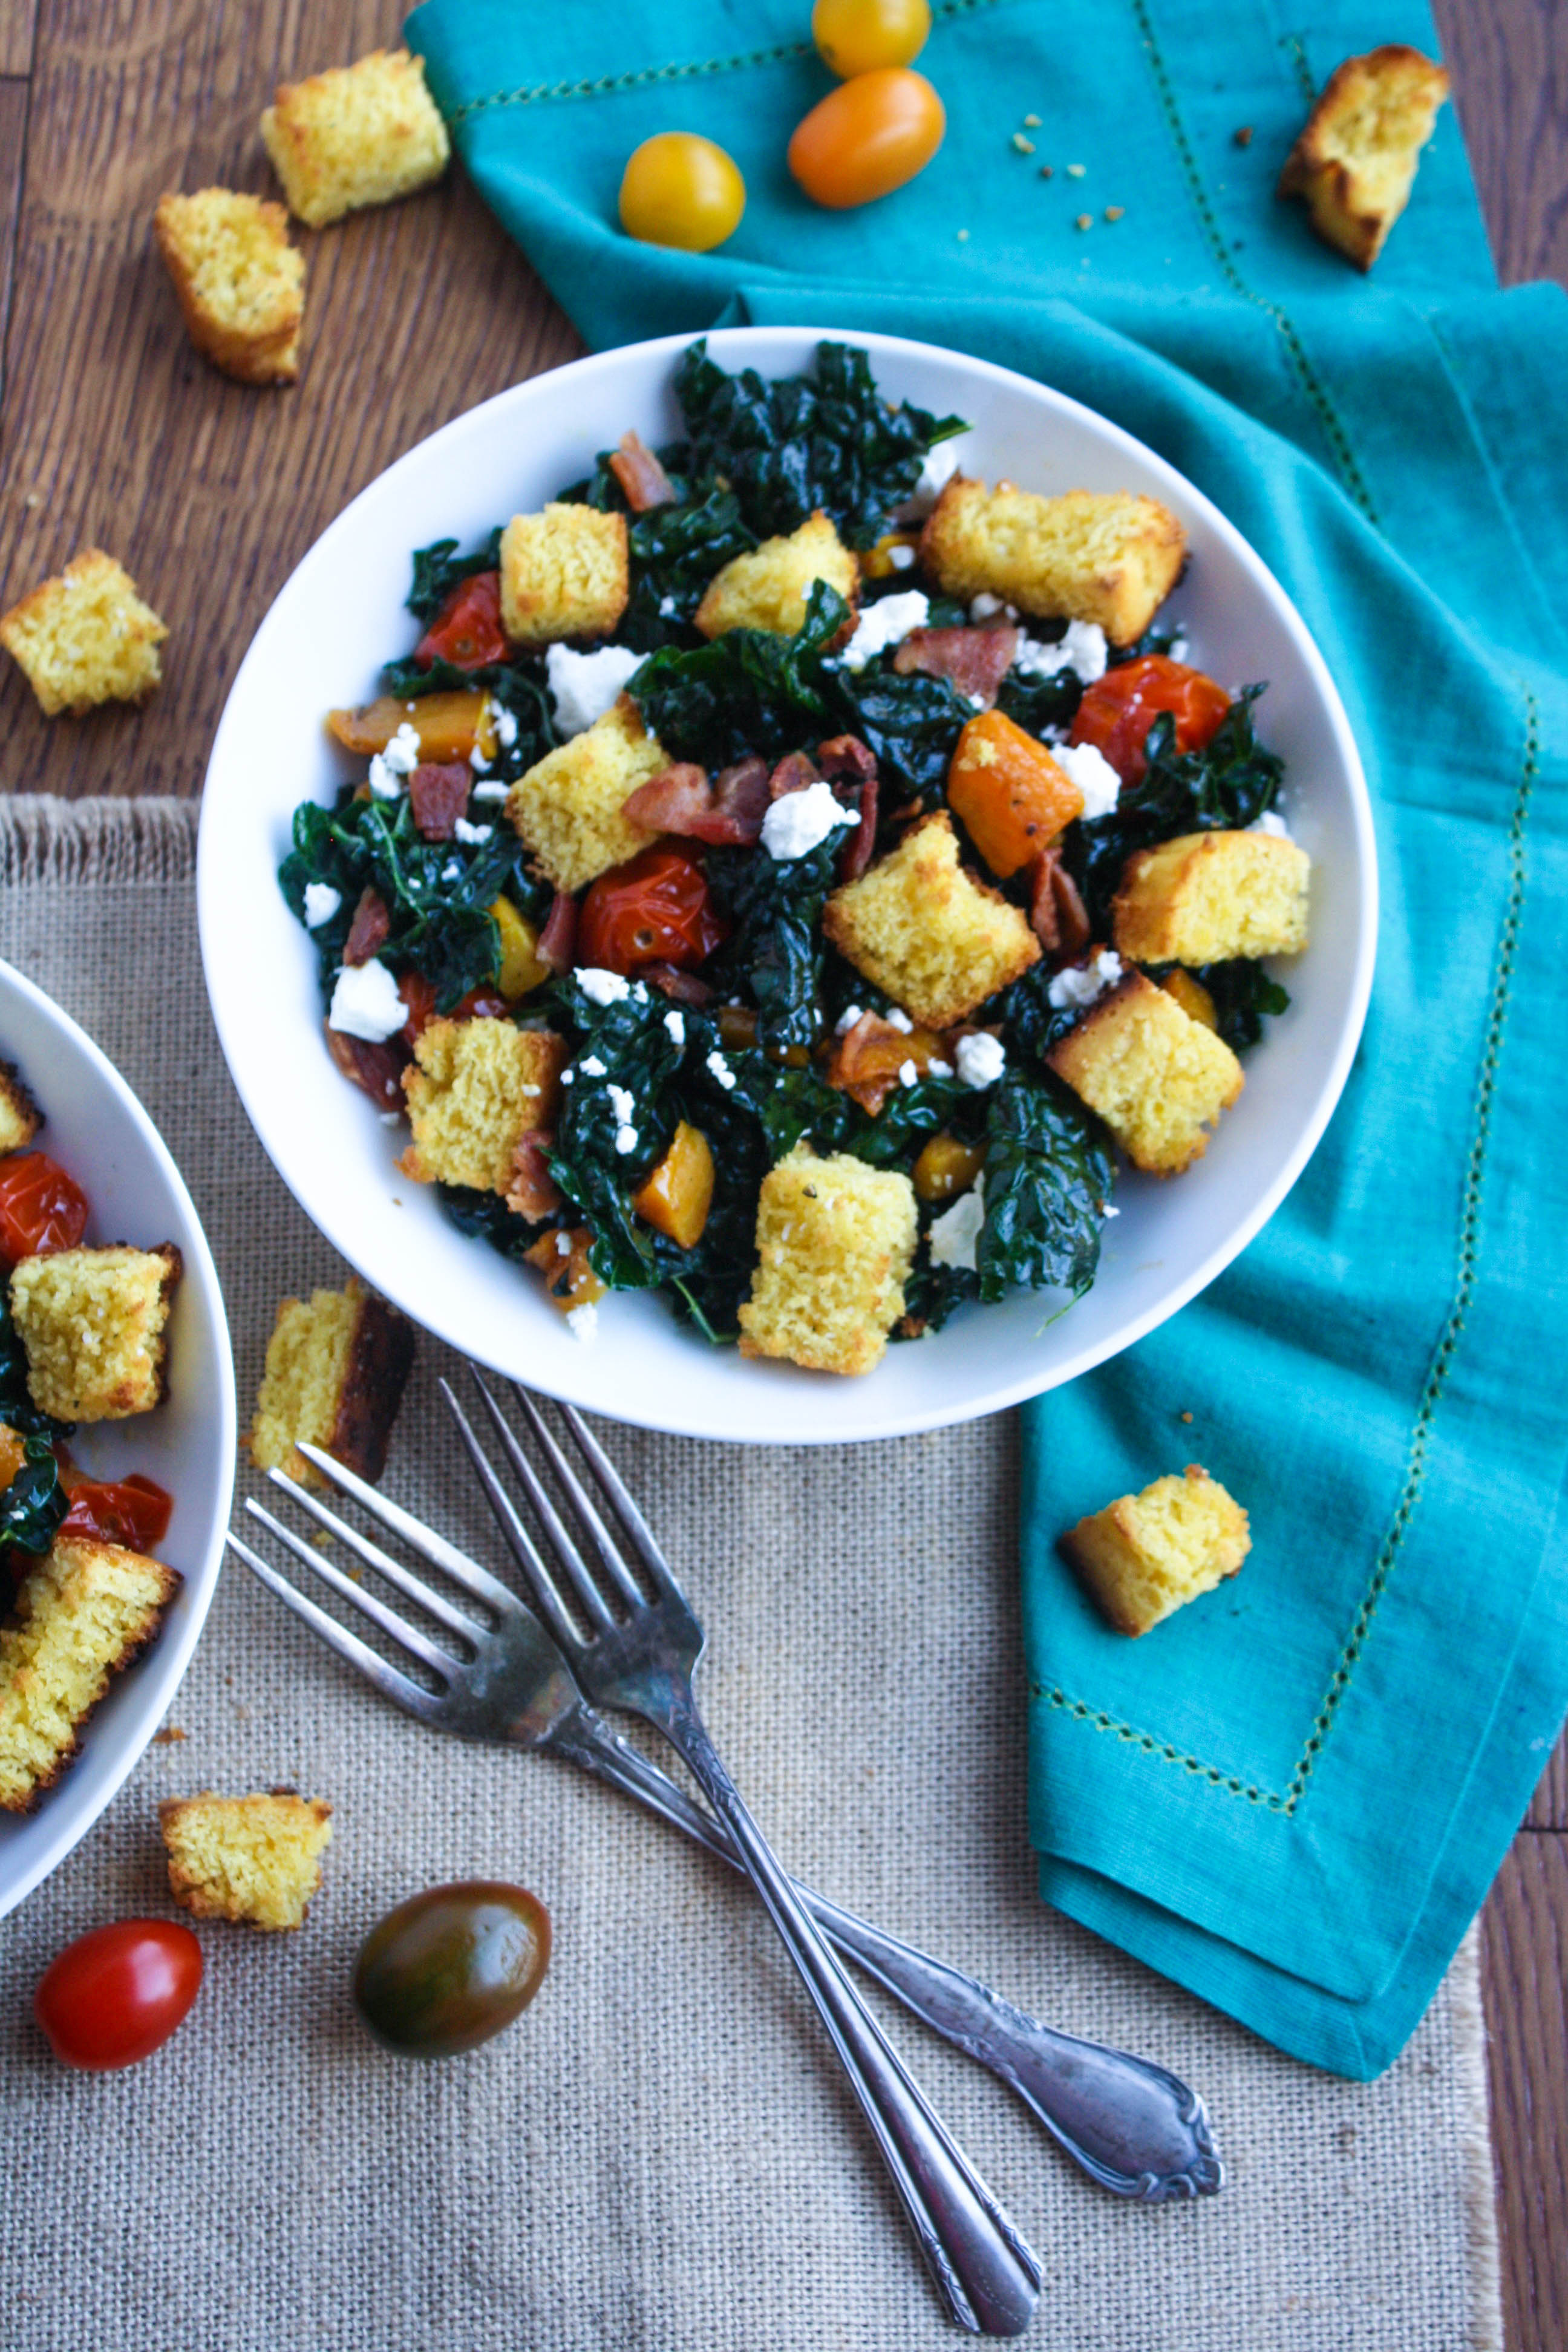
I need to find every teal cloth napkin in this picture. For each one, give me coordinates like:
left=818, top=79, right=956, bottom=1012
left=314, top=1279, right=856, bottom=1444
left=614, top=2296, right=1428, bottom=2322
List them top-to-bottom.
left=408, top=0, right=1568, bottom=2077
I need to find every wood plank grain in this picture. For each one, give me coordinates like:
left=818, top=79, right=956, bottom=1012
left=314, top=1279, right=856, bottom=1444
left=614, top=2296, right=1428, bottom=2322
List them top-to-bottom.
left=0, top=0, right=579, bottom=796
left=0, top=0, right=37, bottom=79
left=1431, top=0, right=1568, bottom=287
left=0, top=76, right=28, bottom=385
left=1525, top=1726, right=1568, bottom=1831
left=1481, top=1835, right=1568, bottom=2352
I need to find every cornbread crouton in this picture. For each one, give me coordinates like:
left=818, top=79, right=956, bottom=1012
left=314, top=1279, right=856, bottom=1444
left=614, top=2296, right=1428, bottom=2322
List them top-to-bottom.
left=1278, top=46, right=1449, bottom=272
left=261, top=47, right=449, bottom=229
left=153, top=188, right=304, bottom=386
left=920, top=479, right=1186, bottom=645
left=499, top=505, right=629, bottom=648
left=694, top=511, right=857, bottom=639
left=0, top=550, right=168, bottom=717
left=506, top=695, right=665, bottom=892
left=823, top=811, right=1039, bottom=1029
left=1113, top=830, right=1310, bottom=964
left=1047, top=970, right=1243, bottom=1176
left=400, top=1018, right=566, bottom=1196
left=0, top=1061, right=42, bottom=1155
left=737, top=1146, right=917, bottom=1377
left=10, top=1244, right=181, bottom=1421
left=249, top=1276, right=415, bottom=1490
left=1062, top=1464, right=1251, bottom=1635
left=0, top=1538, right=179, bottom=1810
left=160, top=1790, right=333, bottom=1930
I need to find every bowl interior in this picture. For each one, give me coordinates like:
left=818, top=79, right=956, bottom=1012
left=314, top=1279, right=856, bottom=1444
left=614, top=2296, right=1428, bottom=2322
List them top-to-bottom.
left=198, top=327, right=1374, bottom=1445
left=0, top=960, right=234, bottom=1917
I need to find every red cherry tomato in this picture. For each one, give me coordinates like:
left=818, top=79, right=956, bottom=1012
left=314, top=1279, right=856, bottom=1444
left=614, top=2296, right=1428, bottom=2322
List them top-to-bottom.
left=414, top=572, right=509, bottom=671
left=1068, top=656, right=1232, bottom=788
left=578, top=848, right=726, bottom=976
left=0, top=1154, right=89, bottom=1265
left=58, top=1472, right=173, bottom=1552
left=35, top=1919, right=203, bottom=2070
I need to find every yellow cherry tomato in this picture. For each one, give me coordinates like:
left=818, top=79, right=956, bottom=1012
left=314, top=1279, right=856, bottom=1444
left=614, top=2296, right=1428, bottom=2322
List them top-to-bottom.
left=812, top=0, right=932, bottom=78
left=788, top=68, right=945, bottom=211
left=618, top=132, right=746, bottom=253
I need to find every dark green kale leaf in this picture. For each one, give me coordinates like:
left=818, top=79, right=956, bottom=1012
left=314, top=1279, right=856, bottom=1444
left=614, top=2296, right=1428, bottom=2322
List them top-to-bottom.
left=670, top=339, right=967, bottom=550
left=620, top=486, right=759, bottom=653
left=405, top=528, right=503, bottom=624
left=630, top=578, right=846, bottom=768
left=1108, top=622, right=1183, bottom=664
left=373, top=658, right=557, bottom=784
left=828, top=662, right=976, bottom=808
left=995, top=662, right=1084, bottom=740
left=705, top=835, right=842, bottom=1052
left=1189, top=960, right=1290, bottom=1053
left=997, top=963, right=1086, bottom=1070
left=544, top=978, right=692, bottom=1292
left=975, top=1072, right=1114, bottom=1305
left=436, top=1185, right=544, bottom=1265
left=898, top=1255, right=978, bottom=1336
left=0, top=1297, right=71, bottom=1440
left=0, top=1433, right=67, bottom=1555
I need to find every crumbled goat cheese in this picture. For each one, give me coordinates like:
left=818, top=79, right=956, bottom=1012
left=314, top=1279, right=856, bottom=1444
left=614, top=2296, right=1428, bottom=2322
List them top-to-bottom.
left=904, top=436, right=966, bottom=516
left=887, top=542, right=916, bottom=570
left=838, top=590, right=930, bottom=673
left=970, top=592, right=1017, bottom=622
left=658, top=594, right=678, bottom=618
left=1014, top=621, right=1108, bottom=684
left=1168, top=634, right=1190, bottom=663
left=546, top=644, right=644, bottom=738
left=493, top=705, right=518, bottom=750
left=383, top=720, right=422, bottom=774
left=1051, top=739, right=1122, bottom=819
left=469, top=742, right=491, bottom=773
left=367, top=754, right=401, bottom=800
left=760, top=779, right=858, bottom=861
left=472, top=781, right=510, bottom=802
left=1250, top=808, right=1295, bottom=840
left=453, top=818, right=492, bottom=845
left=440, top=861, right=462, bottom=883
left=302, top=882, right=341, bottom=929
left=1048, top=949, right=1124, bottom=1010
left=328, top=958, right=405, bottom=1042
left=576, top=967, right=630, bottom=1006
left=835, top=1004, right=864, bottom=1035
left=884, top=1005, right=913, bottom=1034
left=663, top=1008, right=686, bottom=1048
left=955, top=1031, right=1006, bottom=1089
left=707, top=1050, right=737, bottom=1092
left=578, top=1054, right=608, bottom=1077
left=898, top=1059, right=920, bottom=1088
left=928, top=1059, right=954, bottom=1079
left=560, top=1069, right=574, bottom=1086
left=607, top=1085, right=635, bottom=1126
left=614, top=1126, right=639, bottom=1156
left=929, top=1179, right=986, bottom=1272
left=1101, top=1202, right=1121, bottom=1219
left=555, top=1230, right=572, bottom=1255
left=566, top=1301, right=599, bottom=1343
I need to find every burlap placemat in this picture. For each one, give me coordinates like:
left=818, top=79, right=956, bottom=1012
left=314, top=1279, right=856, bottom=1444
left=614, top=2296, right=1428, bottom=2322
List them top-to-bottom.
left=0, top=800, right=1502, bottom=2352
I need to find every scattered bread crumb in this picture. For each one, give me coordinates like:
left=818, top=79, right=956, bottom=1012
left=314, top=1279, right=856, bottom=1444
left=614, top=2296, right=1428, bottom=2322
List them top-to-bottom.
left=1277, top=45, right=1449, bottom=270
left=261, top=47, right=449, bottom=229
left=154, top=188, right=305, bottom=385
left=0, top=550, right=168, bottom=717
left=249, top=1275, right=416, bottom=1489
left=1061, top=1465, right=1250, bottom=1635
left=160, top=1789, right=333, bottom=1930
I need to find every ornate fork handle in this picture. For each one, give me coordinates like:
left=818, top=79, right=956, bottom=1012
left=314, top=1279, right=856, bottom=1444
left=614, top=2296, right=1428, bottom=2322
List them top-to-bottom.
left=555, top=1713, right=1221, bottom=2203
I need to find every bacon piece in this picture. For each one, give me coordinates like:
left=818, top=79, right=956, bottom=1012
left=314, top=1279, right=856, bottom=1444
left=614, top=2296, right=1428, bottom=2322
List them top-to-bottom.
left=609, top=430, right=676, bottom=514
left=893, top=624, right=1019, bottom=709
left=816, top=734, right=880, bottom=880
left=766, top=750, right=820, bottom=800
left=622, top=757, right=771, bottom=847
left=711, top=757, right=771, bottom=839
left=409, top=760, right=472, bottom=841
left=1029, top=849, right=1091, bottom=960
left=344, top=887, right=391, bottom=968
left=535, top=891, right=578, bottom=975
left=641, top=963, right=714, bottom=1008
left=826, top=1011, right=951, bottom=1116
left=324, top=1021, right=407, bottom=1112
left=505, top=1130, right=562, bottom=1221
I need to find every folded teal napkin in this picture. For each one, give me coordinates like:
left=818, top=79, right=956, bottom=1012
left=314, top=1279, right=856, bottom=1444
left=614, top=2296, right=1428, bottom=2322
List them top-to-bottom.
left=408, top=0, right=1568, bottom=2076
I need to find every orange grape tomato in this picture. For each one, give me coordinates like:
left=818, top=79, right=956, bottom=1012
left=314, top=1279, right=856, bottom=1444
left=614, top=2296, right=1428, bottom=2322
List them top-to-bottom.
left=812, top=0, right=932, bottom=77
left=788, top=68, right=945, bottom=210
left=618, top=133, right=746, bottom=253
left=414, top=572, right=508, bottom=671
left=1068, top=656, right=1232, bottom=787
left=577, top=848, right=725, bottom=975
left=0, top=1154, right=89, bottom=1265
left=58, top=1472, right=174, bottom=1553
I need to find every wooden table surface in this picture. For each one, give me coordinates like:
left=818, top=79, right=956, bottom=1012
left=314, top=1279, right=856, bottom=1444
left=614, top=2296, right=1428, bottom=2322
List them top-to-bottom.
left=0, top=2, right=1562, bottom=2343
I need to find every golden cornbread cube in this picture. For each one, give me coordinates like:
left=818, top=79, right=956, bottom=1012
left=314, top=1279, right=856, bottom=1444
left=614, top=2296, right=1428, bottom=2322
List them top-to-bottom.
left=1278, top=45, right=1449, bottom=272
left=261, top=47, right=449, bottom=229
left=153, top=188, right=305, bottom=386
left=920, top=479, right=1186, bottom=645
left=499, top=504, right=630, bottom=647
left=694, top=511, right=858, bottom=639
left=0, top=549, right=168, bottom=718
left=507, top=694, right=665, bottom=892
left=823, top=811, right=1039, bottom=1030
left=1113, top=830, right=1310, bottom=964
left=1048, top=970, right=1243, bottom=1177
left=400, top=1018, right=566, bottom=1196
left=0, top=1060, right=42, bottom=1155
left=738, top=1146, right=917, bottom=1377
left=10, top=1243, right=181, bottom=1421
left=249, top=1275, right=415, bottom=1490
left=1061, top=1464, right=1251, bottom=1636
left=0, top=1538, right=179, bottom=1811
left=160, top=1790, right=333, bottom=1930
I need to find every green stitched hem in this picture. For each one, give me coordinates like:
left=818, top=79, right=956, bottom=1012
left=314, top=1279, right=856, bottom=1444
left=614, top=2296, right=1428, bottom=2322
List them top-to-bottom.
left=1031, top=1681, right=1290, bottom=1811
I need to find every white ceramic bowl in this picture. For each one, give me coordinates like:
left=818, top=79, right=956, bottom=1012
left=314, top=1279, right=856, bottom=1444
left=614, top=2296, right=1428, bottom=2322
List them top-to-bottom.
left=198, top=327, right=1374, bottom=1446
left=0, top=958, right=234, bottom=1918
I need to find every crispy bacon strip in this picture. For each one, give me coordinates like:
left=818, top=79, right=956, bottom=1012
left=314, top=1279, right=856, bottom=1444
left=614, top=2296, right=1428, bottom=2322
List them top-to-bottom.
left=609, top=430, right=677, bottom=513
left=892, top=623, right=1019, bottom=708
left=816, top=734, right=880, bottom=880
left=766, top=750, right=821, bottom=799
left=623, top=757, right=772, bottom=846
left=409, top=760, right=472, bottom=841
left=1029, top=849, right=1091, bottom=959
left=343, top=887, right=391, bottom=967
left=535, top=891, right=578, bottom=975
left=641, top=962, right=714, bottom=1007
left=826, top=1011, right=950, bottom=1116
left=324, top=1022, right=406, bottom=1111
left=505, top=1130, right=562, bottom=1221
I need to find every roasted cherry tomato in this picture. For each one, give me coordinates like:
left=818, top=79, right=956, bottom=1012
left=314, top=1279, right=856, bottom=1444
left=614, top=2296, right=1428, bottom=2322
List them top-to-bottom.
left=812, top=0, right=931, bottom=77
left=788, top=67, right=945, bottom=209
left=619, top=132, right=746, bottom=253
left=414, top=570, right=509, bottom=672
left=1068, top=655, right=1232, bottom=787
left=577, top=847, right=725, bottom=975
left=397, top=972, right=510, bottom=1045
left=0, top=1153, right=88, bottom=1265
left=58, top=1472, right=173, bottom=1552
left=354, top=1881, right=552, bottom=2059
left=35, top=1919, right=203, bottom=2070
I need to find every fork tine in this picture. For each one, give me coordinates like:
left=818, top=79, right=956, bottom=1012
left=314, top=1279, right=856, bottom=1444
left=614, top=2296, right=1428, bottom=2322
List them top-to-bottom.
left=456, top=1374, right=627, bottom=1630
left=439, top=1379, right=588, bottom=1658
left=496, top=1380, right=642, bottom=1601
left=532, top=1391, right=675, bottom=1595
left=292, top=1442, right=519, bottom=1615
left=264, top=1469, right=485, bottom=1642
left=245, top=1498, right=462, bottom=1678
left=226, top=1530, right=441, bottom=1720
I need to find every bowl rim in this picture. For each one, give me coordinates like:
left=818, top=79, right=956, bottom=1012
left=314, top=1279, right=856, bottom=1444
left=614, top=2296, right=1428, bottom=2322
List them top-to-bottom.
left=198, top=323, right=1377, bottom=1446
left=0, top=953, right=236, bottom=1918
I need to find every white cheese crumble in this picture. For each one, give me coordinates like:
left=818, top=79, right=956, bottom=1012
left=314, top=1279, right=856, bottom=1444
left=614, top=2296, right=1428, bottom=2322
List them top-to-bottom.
left=905, top=436, right=966, bottom=516
left=887, top=542, right=916, bottom=570
left=838, top=590, right=930, bottom=673
left=970, top=592, right=1017, bottom=622
left=658, top=594, right=678, bottom=618
left=1014, top=621, right=1108, bottom=684
left=1168, top=634, right=1190, bottom=664
left=546, top=644, right=644, bottom=738
left=493, top=705, right=518, bottom=751
left=384, top=720, right=421, bottom=773
left=1052, top=738, right=1123, bottom=820
left=470, top=742, right=490, bottom=774
left=367, top=754, right=401, bottom=801
left=760, top=779, right=858, bottom=861
left=472, top=781, right=510, bottom=802
left=1250, top=808, right=1294, bottom=840
left=453, top=818, right=492, bottom=845
left=440, top=861, right=462, bottom=882
left=302, top=882, right=341, bottom=929
left=1048, top=949, right=1124, bottom=1010
left=328, top=958, right=405, bottom=1042
left=576, top=967, right=630, bottom=1006
left=835, top=1003, right=864, bottom=1035
left=884, top=1005, right=913, bottom=1034
left=663, top=1008, right=687, bottom=1048
left=955, top=1031, right=1006, bottom=1089
left=706, top=1050, right=737, bottom=1092
left=578, top=1054, right=607, bottom=1077
left=928, top=1058, right=954, bottom=1079
left=898, top=1059, right=920, bottom=1088
left=607, top=1084, right=635, bottom=1125
left=614, top=1126, right=639, bottom=1156
left=929, top=1179, right=985, bottom=1272
left=1102, top=1202, right=1121, bottom=1219
left=555, top=1230, right=572, bottom=1255
left=566, top=1301, right=599, bottom=1344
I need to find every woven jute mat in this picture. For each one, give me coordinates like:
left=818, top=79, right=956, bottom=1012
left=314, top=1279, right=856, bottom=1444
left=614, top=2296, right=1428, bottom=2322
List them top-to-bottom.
left=0, top=800, right=1502, bottom=2352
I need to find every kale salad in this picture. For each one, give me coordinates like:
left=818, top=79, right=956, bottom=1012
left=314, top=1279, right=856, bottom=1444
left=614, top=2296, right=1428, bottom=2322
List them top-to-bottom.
left=279, top=339, right=1305, bottom=1376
